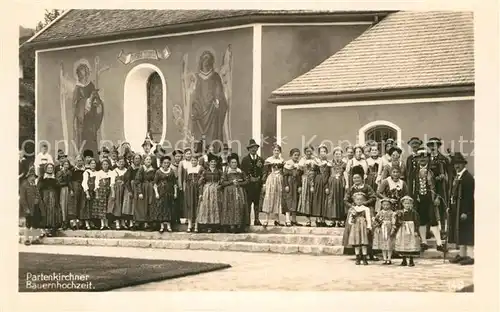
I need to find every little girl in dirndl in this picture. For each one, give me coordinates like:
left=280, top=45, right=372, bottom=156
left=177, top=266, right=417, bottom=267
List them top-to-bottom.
left=347, top=192, right=373, bottom=265
left=392, top=196, right=421, bottom=267
left=372, top=198, right=396, bottom=264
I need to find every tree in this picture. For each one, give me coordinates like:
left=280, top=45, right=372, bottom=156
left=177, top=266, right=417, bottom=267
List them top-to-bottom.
left=35, top=9, right=63, bottom=32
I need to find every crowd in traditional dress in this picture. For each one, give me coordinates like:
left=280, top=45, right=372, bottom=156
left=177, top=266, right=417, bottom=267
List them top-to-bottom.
left=19, top=135, right=474, bottom=266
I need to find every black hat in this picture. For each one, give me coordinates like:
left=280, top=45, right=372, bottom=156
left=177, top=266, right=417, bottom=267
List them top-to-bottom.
left=407, top=137, right=423, bottom=146
left=426, top=137, right=442, bottom=147
left=246, top=139, right=260, bottom=150
left=142, top=140, right=153, bottom=148
left=222, top=143, right=229, bottom=150
left=154, top=145, right=166, bottom=155
left=388, top=146, right=402, bottom=156
left=98, top=147, right=110, bottom=155
left=414, top=147, right=430, bottom=159
left=83, top=149, right=94, bottom=158
left=172, top=149, right=183, bottom=157
left=450, top=152, right=468, bottom=165
left=207, top=153, right=219, bottom=163
left=227, top=153, right=239, bottom=164
left=57, top=154, right=68, bottom=160
left=160, top=155, right=172, bottom=163
left=351, top=165, right=365, bottom=177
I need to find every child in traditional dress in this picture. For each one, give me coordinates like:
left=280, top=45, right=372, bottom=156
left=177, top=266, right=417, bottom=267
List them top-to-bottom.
left=261, top=144, right=285, bottom=227
left=283, top=148, right=301, bottom=226
left=184, top=154, right=202, bottom=232
left=197, top=154, right=222, bottom=232
left=220, top=154, right=248, bottom=233
left=154, top=156, right=177, bottom=233
left=108, top=157, right=127, bottom=230
left=93, top=158, right=115, bottom=230
left=56, top=159, right=73, bottom=230
left=81, top=159, right=97, bottom=230
left=20, top=168, right=41, bottom=245
left=347, top=192, right=372, bottom=265
left=392, top=196, right=421, bottom=267
left=373, top=198, right=396, bottom=264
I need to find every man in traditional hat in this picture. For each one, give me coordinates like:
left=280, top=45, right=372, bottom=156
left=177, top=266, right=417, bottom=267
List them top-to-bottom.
left=406, top=137, right=423, bottom=198
left=427, top=137, right=451, bottom=224
left=240, top=139, right=263, bottom=226
left=220, top=143, right=239, bottom=172
left=96, top=146, right=110, bottom=171
left=413, top=147, right=446, bottom=252
left=83, top=149, right=94, bottom=168
left=448, top=153, right=474, bottom=265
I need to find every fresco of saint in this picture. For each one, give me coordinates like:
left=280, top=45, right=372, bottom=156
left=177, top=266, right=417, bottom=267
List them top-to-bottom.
left=180, top=46, right=233, bottom=148
left=72, top=59, right=104, bottom=154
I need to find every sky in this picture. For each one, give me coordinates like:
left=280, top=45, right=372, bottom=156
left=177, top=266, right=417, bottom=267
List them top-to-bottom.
left=17, top=6, right=52, bottom=29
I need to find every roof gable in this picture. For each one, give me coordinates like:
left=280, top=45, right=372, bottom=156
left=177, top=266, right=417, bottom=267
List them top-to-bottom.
left=272, top=11, right=474, bottom=97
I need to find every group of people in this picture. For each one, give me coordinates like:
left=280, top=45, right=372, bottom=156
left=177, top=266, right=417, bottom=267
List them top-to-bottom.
left=19, top=135, right=474, bottom=267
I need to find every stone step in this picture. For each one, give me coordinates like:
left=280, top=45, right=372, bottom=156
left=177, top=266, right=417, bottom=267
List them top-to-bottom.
left=19, top=225, right=345, bottom=236
left=50, top=230, right=344, bottom=246
left=18, top=236, right=458, bottom=259
left=19, top=237, right=344, bottom=256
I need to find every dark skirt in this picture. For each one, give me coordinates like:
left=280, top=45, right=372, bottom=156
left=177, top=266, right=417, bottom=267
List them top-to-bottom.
left=325, top=175, right=345, bottom=219
left=283, top=177, right=300, bottom=213
left=183, top=178, right=200, bottom=222
left=107, top=180, right=125, bottom=217
left=69, top=181, right=84, bottom=220
left=134, top=181, right=155, bottom=222
left=151, top=182, right=174, bottom=222
left=93, top=185, right=110, bottom=219
left=221, top=185, right=246, bottom=226
left=311, top=185, right=328, bottom=218
left=59, top=186, right=71, bottom=222
left=40, top=189, right=61, bottom=228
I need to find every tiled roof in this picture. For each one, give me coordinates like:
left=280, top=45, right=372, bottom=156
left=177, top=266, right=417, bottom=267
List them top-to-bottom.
left=31, top=9, right=359, bottom=43
left=272, top=11, right=474, bottom=96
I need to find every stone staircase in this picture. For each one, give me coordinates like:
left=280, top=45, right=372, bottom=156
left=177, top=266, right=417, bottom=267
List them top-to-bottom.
left=19, top=225, right=456, bottom=258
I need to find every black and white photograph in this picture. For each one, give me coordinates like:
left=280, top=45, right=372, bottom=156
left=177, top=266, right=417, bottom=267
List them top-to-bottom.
left=13, top=3, right=493, bottom=301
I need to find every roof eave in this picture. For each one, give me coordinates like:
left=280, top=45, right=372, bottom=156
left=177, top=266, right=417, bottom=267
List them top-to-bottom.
left=24, top=11, right=394, bottom=51
left=268, top=84, right=475, bottom=105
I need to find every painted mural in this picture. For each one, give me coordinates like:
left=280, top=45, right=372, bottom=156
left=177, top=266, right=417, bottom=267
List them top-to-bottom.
left=177, top=45, right=233, bottom=148
left=60, top=56, right=109, bottom=154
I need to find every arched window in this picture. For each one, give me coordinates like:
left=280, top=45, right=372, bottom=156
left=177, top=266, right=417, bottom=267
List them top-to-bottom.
left=123, top=64, right=167, bottom=152
left=147, top=72, right=163, bottom=141
left=358, top=120, right=402, bottom=154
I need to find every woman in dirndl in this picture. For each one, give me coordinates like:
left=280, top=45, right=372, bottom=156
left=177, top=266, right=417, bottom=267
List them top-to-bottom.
left=261, top=144, right=285, bottom=227
left=312, top=144, right=331, bottom=227
left=297, top=145, right=317, bottom=226
left=345, top=145, right=368, bottom=189
left=326, top=146, right=347, bottom=227
left=282, top=148, right=301, bottom=226
left=197, top=153, right=222, bottom=232
left=123, top=154, right=141, bottom=229
left=183, top=154, right=202, bottom=232
left=220, top=154, right=248, bottom=232
left=70, top=155, right=86, bottom=230
left=135, top=155, right=156, bottom=230
left=153, top=155, right=177, bottom=233
left=107, top=157, right=127, bottom=230
left=56, top=158, right=73, bottom=230
left=81, top=158, right=97, bottom=230
left=93, top=158, right=115, bottom=230
left=38, top=163, right=61, bottom=236
left=377, top=165, right=409, bottom=211
left=347, top=192, right=373, bottom=265
left=392, top=196, right=421, bottom=267
left=372, top=198, right=397, bottom=264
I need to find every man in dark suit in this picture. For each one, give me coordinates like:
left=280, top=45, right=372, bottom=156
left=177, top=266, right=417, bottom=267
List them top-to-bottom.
left=405, top=137, right=423, bottom=198
left=427, top=137, right=451, bottom=224
left=240, top=139, right=263, bottom=226
left=448, top=152, right=474, bottom=265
